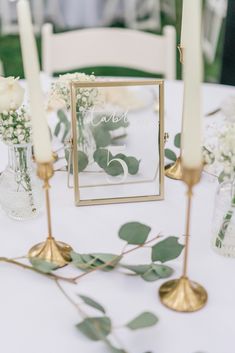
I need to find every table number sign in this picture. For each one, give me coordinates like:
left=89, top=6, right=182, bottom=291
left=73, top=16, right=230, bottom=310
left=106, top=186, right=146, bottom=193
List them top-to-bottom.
left=70, top=80, right=164, bottom=206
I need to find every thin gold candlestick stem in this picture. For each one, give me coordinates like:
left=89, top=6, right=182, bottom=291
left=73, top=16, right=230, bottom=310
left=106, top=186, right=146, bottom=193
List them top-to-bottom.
left=28, top=162, right=73, bottom=268
left=159, top=167, right=208, bottom=312
left=183, top=185, right=192, bottom=277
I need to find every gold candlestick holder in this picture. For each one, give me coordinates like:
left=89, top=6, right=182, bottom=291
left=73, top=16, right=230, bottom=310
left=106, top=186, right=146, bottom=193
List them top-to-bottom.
left=165, top=157, right=183, bottom=180
left=28, top=162, right=73, bottom=268
left=159, top=167, right=208, bottom=312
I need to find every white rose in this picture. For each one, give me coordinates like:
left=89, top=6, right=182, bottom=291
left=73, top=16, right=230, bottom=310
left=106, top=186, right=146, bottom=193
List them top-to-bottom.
left=0, top=77, right=24, bottom=113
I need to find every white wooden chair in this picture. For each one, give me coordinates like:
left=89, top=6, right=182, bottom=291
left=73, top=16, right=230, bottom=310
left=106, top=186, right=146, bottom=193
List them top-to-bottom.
left=203, top=0, right=228, bottom=63
left=42, top=23, right=176, bottom=79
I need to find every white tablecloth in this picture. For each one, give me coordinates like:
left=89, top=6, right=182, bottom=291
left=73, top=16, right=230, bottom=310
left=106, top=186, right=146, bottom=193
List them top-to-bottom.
left=0, top=80, right=235, bottom=353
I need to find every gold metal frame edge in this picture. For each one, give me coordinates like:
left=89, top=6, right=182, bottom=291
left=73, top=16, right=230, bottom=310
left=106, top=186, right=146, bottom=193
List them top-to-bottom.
left=70, top=79, right=165, bottom=207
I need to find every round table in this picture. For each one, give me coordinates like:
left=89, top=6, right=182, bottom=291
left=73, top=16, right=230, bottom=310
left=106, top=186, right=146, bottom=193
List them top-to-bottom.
left=0, top=80, right=235, bottom=353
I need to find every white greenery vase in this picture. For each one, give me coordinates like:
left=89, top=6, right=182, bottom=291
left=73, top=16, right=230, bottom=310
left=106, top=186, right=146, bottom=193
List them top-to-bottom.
left=0, top=143, right=42, bottom=220
left=212, top=179, right=235, bottom=257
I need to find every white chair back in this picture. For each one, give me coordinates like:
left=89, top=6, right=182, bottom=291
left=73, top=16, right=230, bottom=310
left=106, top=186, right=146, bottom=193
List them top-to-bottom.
left=203, top=0, right=228, bottom=63
left=42, top=24, right=176, bottom=79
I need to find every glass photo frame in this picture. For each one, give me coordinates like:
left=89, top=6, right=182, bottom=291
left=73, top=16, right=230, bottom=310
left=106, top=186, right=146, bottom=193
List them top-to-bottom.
left=70, top=80, right=164, bottom=206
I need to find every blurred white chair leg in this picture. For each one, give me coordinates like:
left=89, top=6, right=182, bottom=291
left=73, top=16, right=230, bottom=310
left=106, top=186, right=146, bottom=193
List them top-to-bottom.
left=0, top=0, right=18, bottom=34
left=31, top=0, right=44, bottom=33
left=46, top=0, right=65, bottom=29
left=102, top=0, right=122, bottom=26
left=124, top=0, right=161, bottom=31
left=161, top=0, right=176, bottom=21
left=203, top=0, right=228, bottom=63
left=0, top=60, right=4, bottom=76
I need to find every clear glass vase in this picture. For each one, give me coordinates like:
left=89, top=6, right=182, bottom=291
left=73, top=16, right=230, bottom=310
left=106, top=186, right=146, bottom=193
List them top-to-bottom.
left=77, top=112, right=96, bottom=162
left=0, top=143, right=42, bottom=220
left=211, top=179, right=235, bottom=257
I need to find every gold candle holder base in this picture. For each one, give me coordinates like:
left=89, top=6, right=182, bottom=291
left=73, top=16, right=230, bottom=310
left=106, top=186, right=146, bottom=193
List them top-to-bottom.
left=165, top=157, right=183, bottom=180
left=28, top=161, right=73, bottom=268
left=28, top=237, right=73, bottom=268
left=159, top=276, right=207, bottom=312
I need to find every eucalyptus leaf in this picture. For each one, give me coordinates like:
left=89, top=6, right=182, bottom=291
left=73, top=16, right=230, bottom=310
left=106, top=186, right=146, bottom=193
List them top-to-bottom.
left=57, top=109, right=68, bottom=123
left=54, top=122, right=61, bottom=137
left=92, top=127, right=112, bottom=148
left=174, top=133, right=181, bottom=149
left=93, top=148, right=109, bottom=169
left=165, top=148, right=177, bottom=162
left=65, top=150, right=89, bottom=173
left=77, top=151, right=89, bottom=172
left=124, top=156, right=140, bottom=175
left=105, top=160, right=124, bottom=176
left=119, top=222, right=151, bottom=245
left=151, top=236, right=184, bottom=263
left=71, top=251, right=121, bottom=272
left=29, top=258, right=58, bottom=273
left=122, top=263, right=173, bottom=282
left=121, top=264, right=150, bottom=275
left=141, top=264, right=173, bottom=282
left=78, top=295, right=106, bottom=314
left=126, top=312, right=158, bottom=330
left=76, top=317, right=111, bottom=341
left=105, top=340, right=127, bottom=353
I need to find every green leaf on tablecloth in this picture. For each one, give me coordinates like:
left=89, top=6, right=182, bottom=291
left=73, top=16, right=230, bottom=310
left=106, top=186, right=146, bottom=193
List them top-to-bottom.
left=174, top=133, right=181, bottom=149
left=164, top=148, right=177, bottom=162
left=65, top=149, right=89, bottom=173
left=119, top=222, right=151, bottom=244
left=151, top=236, right=184, bottom=263
left=71, top=251, right=122, bottom=272
left=29, top=258, right=58, bottom=273
left=121, top=263, right=173, bottom=282
left=121, top=264, right=150, bottom=275
left=141, top=264, right=173, bottom=281
left=78, top=295, right=106, bottom=314
left=126, top=312, right=158, bottom=330
left=76, top=317, right=111, bottom=341
left=105, top=339, right=127, bottom=353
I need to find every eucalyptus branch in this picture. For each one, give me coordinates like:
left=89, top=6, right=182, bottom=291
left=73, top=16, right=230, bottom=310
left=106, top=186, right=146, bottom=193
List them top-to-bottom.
left=72, top=233, right=161, bottom=282
left=0, top=257, right=76, bottom=284
left=55, top=279, right=86, bottom=317
left=55, top=280, right=129, bottom=352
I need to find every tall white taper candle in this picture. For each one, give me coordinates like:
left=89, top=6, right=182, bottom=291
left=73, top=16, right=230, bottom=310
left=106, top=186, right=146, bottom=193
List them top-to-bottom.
left=17, top=0, right=52, bottom=163
left=181, top=0, right=203, bottom=169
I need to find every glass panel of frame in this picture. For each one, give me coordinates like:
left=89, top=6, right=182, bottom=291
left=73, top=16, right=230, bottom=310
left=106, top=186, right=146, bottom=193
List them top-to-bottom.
left=70, top=80, right=164, bottom=206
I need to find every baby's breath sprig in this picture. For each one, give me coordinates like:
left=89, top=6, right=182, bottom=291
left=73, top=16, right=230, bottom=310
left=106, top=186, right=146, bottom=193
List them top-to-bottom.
left=0, top=106, right=32, bottom=145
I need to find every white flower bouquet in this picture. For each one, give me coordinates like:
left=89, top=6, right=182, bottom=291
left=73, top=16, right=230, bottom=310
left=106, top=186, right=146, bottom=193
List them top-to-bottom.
left=0, top=76, right=32, bottom=145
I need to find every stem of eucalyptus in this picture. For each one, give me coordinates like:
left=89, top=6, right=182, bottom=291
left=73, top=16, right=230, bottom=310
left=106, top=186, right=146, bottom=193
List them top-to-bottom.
left=72, top=234, right=161, bottom=282
left=0, top=257, right=76, bottom=284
